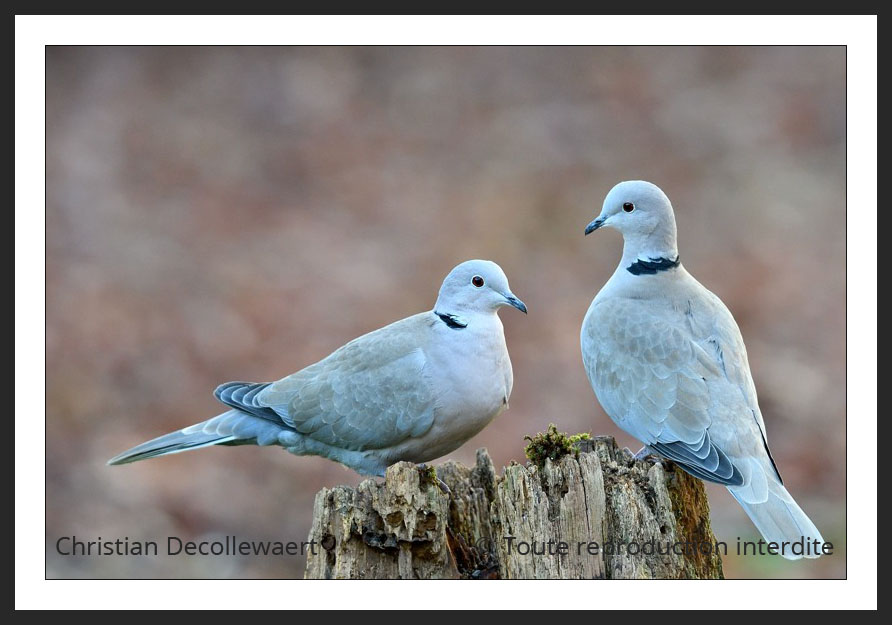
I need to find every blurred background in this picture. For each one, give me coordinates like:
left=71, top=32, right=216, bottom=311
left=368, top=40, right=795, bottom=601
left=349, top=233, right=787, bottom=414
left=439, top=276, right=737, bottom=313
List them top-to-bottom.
left=46, top=46, right=845, bottom=579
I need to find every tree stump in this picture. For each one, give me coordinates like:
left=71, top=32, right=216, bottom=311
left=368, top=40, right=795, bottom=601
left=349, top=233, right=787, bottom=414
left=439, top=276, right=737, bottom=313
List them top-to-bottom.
left=305, top=436, right=724, bottom=579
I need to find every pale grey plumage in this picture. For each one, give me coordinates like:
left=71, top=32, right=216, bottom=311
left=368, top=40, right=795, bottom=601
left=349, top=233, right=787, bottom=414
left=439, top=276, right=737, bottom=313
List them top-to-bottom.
left=581, top=181, right=824, bottom=559
left=109, top=259, right=526, bottom=476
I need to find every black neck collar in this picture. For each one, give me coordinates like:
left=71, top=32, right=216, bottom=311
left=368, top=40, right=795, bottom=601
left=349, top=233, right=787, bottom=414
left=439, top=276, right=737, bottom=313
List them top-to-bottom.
left=627, top=255, right=680, bottom=276
left=435, top=312, right=467, bottom=329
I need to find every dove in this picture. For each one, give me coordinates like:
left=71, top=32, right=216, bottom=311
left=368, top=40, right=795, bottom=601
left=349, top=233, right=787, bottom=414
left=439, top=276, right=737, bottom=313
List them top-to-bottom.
left=581, top=181, right=825, bottom=559
left=109, top=259, right=527, bottom=478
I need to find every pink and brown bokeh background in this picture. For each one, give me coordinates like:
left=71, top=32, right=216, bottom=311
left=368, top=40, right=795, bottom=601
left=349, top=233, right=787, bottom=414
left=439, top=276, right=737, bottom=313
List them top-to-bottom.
left=46, top=46, right=845, bottom=579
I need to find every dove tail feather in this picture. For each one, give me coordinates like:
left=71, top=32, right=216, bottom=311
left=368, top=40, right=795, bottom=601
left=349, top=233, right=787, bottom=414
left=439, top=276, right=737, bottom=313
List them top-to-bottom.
left=108, top=409, right=288, bottom=466
left=107, top=431, right=238, bottom=465
left=729, top=484, right=825, bottom=560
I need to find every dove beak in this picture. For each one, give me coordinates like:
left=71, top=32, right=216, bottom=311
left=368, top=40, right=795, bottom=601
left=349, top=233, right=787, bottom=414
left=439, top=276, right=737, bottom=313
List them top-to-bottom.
left=585, top=216, right=607, bottom=235
left=503, top=293, right=528, bottom=314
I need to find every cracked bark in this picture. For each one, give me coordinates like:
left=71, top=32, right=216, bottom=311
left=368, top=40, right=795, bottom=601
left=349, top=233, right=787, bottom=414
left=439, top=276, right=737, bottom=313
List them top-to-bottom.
left=304, top=436, right=724, bottom=579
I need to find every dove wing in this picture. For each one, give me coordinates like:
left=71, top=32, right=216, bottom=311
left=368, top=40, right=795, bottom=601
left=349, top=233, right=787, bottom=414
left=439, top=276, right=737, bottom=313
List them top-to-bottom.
left=691, top=289, right=784, bottom=484
left=583, top=297, right=748, bottom=486
left=217, top=313, right=439, bottom=452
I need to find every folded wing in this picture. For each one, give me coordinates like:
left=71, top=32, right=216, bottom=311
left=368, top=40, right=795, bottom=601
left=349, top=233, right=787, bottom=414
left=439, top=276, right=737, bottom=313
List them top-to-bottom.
left=583, top=299, right=748, bottom=486
left=216, top=314, right=439, bottom=452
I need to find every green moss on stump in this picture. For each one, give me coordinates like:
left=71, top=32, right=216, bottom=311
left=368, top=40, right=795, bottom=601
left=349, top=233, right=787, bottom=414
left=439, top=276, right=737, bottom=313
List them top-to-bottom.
left=523, top=424, right=592, bottom=470
left=417, top=464, right=439, bottom=488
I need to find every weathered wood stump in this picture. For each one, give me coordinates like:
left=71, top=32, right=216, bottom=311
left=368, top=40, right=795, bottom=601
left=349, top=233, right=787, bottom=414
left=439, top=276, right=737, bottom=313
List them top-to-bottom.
left=305, top=436, right=724, bottom=579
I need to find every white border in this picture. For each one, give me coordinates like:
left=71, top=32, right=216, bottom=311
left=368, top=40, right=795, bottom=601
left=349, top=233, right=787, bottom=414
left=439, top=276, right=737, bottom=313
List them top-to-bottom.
left=17, top=14, right=876, bottom=611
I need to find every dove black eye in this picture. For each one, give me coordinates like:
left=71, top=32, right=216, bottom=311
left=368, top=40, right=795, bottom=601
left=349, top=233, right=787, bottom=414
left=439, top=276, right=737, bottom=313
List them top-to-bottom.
left=623, top=202, right=635, bottom=213
left=472, top=276, right=485, bottom=288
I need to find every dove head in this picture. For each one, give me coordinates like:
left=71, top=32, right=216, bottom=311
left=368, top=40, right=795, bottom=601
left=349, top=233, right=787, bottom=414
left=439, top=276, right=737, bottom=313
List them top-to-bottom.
left=585, top=181, right=679, bottom=259
left=434, top=260, right=527, bottom=320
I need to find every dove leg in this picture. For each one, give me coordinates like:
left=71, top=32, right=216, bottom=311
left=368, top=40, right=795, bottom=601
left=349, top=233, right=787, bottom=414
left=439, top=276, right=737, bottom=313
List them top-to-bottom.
left=633, top=446, right=665, bottom=466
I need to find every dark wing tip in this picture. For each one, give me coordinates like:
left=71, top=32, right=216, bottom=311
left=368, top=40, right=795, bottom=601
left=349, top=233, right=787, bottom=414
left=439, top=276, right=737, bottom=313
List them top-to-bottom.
left=650, top=439, right=744, bottom=487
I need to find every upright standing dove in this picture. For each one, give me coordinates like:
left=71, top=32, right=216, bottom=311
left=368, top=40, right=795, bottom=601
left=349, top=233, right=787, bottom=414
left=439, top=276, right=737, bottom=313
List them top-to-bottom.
left=581, top=181, right=824, bottom=559
left=109, top=260, right=526, bottom=477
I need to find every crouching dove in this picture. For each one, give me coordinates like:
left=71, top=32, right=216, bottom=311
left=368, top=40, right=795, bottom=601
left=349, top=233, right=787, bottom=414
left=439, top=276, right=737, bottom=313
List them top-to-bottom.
left=581, top=181, right=824, bottom=559
left=109, top=260, right=526, bottom=479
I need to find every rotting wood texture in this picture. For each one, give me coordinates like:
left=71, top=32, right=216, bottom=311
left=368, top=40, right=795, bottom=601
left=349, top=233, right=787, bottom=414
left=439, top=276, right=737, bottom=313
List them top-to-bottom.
left=305, top=436, right=724, bottom=579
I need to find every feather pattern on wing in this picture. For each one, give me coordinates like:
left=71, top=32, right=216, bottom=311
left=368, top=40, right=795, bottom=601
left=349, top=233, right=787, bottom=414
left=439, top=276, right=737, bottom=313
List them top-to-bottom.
left=583, top=295, right=756, bottom=486
left=247, top=313, right=439, bottom=452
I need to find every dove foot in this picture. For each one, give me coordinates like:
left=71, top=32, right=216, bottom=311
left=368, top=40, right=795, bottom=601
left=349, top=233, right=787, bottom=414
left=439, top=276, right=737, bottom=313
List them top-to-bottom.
left=633, top=446, right=664, bottom=465
left=416, top=464, right=452, bottom=496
